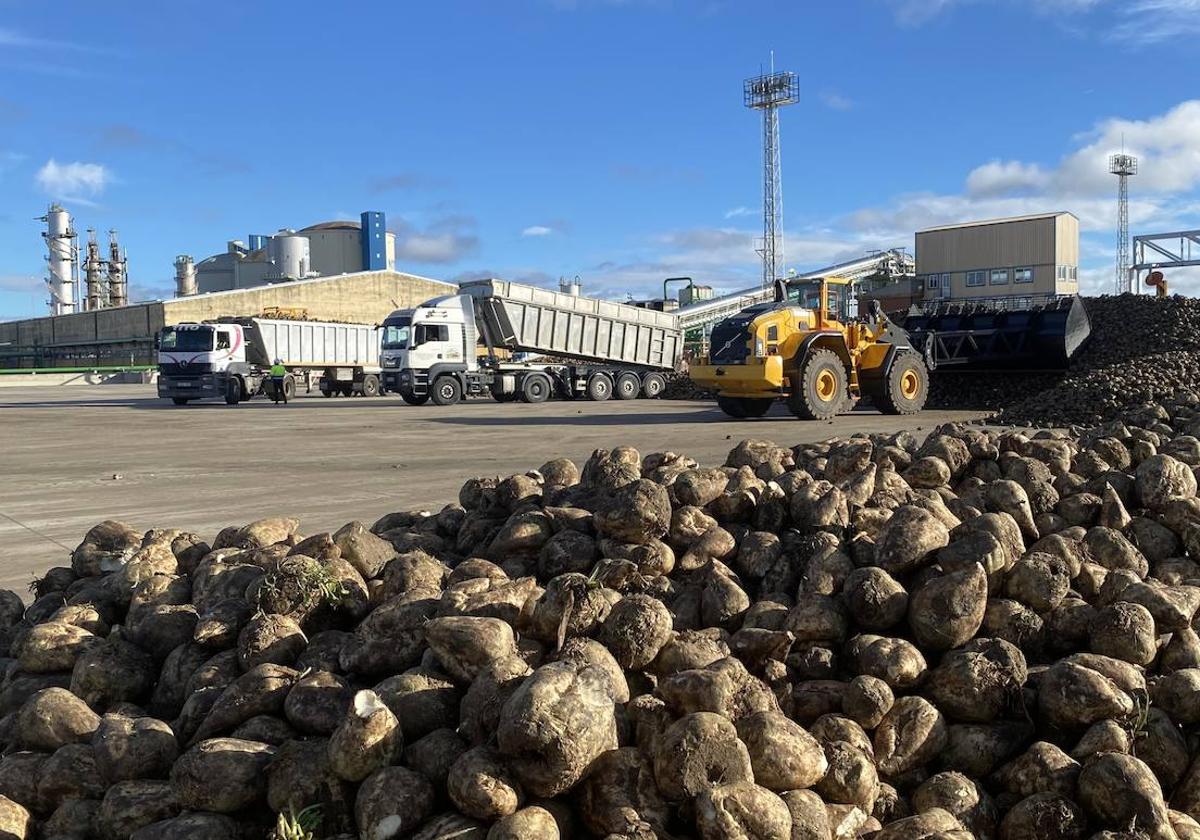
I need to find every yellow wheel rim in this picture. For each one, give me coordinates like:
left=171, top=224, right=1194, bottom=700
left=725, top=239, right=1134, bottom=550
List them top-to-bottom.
left=815, top=369, right=838, bottom=402
left=900, top=369, right=920, bottom=400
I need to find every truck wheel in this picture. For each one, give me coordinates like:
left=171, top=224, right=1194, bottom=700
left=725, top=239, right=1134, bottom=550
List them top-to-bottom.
left=788, top=348, right=847, bottom=421
left=875, top=352, right=929, bottom=415
left=614, top=372, right=640, bottom=400
left=642, top=372, right=666, bottom=399
left=586, top=373, right=613, bottom=401
left=522, top=374, right=552, bottom=403
left=362, top=375, right=381, bottom=397
left=283, top=376, right=296, bottom=401
left=431, top=376, right=462, bottom=406
left=224, top=379, right=241, bottom=405
left=320, top=387, right=333, bottom=397
left=400, top=391, right=429, bottom=406
left=172, top=397, right=190, bottom=406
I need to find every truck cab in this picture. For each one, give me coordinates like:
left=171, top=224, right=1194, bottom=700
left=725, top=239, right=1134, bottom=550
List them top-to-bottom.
left=380, top=295, right=478, bottom=404
left=157, top=323, right=248, bottom=404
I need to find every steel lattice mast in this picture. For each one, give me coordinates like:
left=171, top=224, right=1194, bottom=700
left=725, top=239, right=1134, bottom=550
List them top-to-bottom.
left=744, top=59, right=798, bottom=289
left=1110, top=152, right=1138, bottom=294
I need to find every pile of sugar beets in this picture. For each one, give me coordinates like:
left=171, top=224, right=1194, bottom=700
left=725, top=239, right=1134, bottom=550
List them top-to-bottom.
left=7, top=396, right=1200, bottom=839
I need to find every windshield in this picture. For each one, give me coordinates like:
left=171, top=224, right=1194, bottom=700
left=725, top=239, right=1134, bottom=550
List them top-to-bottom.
left=381, top=322, right=410, bottom=350
left=160, top=327, right=214, bottom=352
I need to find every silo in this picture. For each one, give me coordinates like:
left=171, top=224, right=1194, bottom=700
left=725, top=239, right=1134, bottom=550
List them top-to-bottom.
left=41, top=204, right=77, bottom=315
left=269, top=230, right=310, bottom=280
left=174, top=255, right=197, bottom=297
left=559, top=276, right=583, bottom=297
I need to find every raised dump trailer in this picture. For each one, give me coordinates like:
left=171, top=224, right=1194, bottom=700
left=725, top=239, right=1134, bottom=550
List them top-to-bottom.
left=380, top=278, right=683, bottom=405
left=903, top=295, right=1091, bottom=371
left=157, top=316, right=382, bottom=405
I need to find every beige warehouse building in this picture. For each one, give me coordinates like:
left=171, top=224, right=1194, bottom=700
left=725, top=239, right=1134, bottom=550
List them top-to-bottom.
left=916, top=212, right=1080, bottom=302
left=0, top=269, right=453, bottom=369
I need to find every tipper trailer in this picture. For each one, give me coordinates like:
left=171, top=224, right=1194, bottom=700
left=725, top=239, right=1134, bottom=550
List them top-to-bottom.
left=380, top=278, right=683, bottom=405
left=156, top=316, right=382, bottom=405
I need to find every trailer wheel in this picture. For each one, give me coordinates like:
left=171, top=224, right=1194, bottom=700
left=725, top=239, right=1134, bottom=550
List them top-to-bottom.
left=788, top=348, right=847, bottom=421
left=874, top=352, right=929, bottom=415
left=614, top=372, right=640, bottom=400
left=642, top=372, right=666, bottom=399
left=586, top=373, right=613, bottom=401
left=522, top=374, right=552, bottom=404
left=362, top=375, right=381, bottom=397
left=283, top=376, right=296, bottom=401
left=431, top=376, right=463, bottom=406
left=224, top=379, right=241, bottom=405
left=320, top=387, right=333, bottom=397
left=172, top=398, right=190, bottom=406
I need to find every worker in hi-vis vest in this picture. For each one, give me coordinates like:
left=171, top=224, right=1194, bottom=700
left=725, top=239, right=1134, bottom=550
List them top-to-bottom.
left=270, top=359, right=288, bottom=404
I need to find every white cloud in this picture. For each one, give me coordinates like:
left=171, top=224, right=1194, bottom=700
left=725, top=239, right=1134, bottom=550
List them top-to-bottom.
left=885, top=0, right=1197, bottom=44
left=1111, top=0, right=1200, bottom=43
left=819, top=91, right=855, bottom=111
left=35, top=159, right=111, bottom=199
left=966, top=160, right=1049, bottom=197
left=724, top=206, right=755, bottom=219
left=391, top=215, right=480, bottom=264
left=521, top=225, right=555, bottom=237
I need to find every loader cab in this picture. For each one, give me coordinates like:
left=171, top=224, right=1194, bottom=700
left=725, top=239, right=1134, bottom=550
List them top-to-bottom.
left=786, top=277, right=852, bottom=327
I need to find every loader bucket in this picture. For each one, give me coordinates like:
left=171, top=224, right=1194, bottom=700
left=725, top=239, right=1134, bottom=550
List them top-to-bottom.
left=904, top=295, right=1091, bottom=371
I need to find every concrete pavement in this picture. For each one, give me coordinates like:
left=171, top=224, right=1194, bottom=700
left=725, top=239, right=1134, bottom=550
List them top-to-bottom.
left=0, top=385, right=983, bottom=592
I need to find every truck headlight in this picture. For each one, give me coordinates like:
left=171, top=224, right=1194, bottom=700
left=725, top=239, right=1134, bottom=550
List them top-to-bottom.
left=754, top=338, right=765, bottom=357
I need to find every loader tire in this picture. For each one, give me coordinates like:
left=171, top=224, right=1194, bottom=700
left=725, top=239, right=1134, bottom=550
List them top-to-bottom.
left=789, top=348, right=847, bottom=421
left=875, top=352, right=929, bottom=415
left=717, top=396, right=773, bottom=419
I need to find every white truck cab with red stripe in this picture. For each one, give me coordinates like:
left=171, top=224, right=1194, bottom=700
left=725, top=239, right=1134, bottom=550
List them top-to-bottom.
left=157, top=317, right=382, bottom=406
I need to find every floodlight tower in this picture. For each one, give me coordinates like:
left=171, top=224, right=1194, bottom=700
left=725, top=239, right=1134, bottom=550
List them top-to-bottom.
left=744, top=58, right=798, bottom=289
left=1110, top=152, right=1138, bottom=294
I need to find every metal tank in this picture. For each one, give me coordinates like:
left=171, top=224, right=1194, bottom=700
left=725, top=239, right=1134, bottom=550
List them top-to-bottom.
left=41, top=203, right=77, bottom=315
left=83, top=229, right=106, bottom=311
left=107, top=230, right=128, bottom=308
left=269, top=231, right=310, bottom=280
left=174, top=255, right=197, bottom=297
left=558, top=276, right=583, bottom=297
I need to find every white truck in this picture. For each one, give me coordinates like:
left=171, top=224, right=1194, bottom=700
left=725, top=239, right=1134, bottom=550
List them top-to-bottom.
left=380, top=279, right=683, bottom=406
left=156, top=316, right=382, bottom=405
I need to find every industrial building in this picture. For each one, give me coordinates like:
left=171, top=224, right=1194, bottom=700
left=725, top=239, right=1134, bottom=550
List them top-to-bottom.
left=188, top=211, right=397, bottom=293
left=916, top=212, right=1080, bottom=303
left=0, top=270, right=452, bottom=369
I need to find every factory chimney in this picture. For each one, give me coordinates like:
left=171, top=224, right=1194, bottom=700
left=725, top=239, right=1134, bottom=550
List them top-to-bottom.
left=39, top=203, right=78, bottom=315
left=83, top=228, right=107, bottom=310
left=106, top=229, right=128, bottom=307
left=174, top=255, right=197, bottom=297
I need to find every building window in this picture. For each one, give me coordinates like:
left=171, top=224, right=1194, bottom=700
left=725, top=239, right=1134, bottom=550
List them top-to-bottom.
left=1070, top=266, right=1077, bottom=280
left=1014, top=267, right=1034, bottom=284
left=990, top=269, right=1010, bottom=285
left=966, top=270, right=986, bottom=287
left=926, top=275, right=939, bottom=289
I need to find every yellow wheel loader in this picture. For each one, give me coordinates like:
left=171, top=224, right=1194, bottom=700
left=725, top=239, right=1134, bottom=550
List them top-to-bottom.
left=688, top=276, right=930, bottom=420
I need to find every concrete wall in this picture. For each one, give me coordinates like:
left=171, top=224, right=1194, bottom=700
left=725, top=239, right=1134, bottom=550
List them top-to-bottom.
left=915, top=213, right=1080, bottom=300
left=162, top=270, right=453, bottom=326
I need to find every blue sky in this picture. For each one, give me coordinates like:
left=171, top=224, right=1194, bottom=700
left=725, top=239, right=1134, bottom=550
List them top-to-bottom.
left=1, top=0, right=1198, bottom=318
